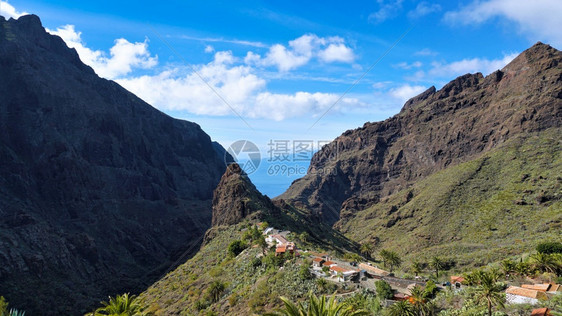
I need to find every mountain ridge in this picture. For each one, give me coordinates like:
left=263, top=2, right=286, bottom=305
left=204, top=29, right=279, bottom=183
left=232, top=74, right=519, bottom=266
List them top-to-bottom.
left=0, top=14, right=229, bottom=314
left=278, top=41, right=562, bottom=226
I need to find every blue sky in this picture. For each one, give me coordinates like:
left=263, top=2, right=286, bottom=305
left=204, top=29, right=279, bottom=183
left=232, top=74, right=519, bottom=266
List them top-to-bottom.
left=2, top=0, right=561, bottom=196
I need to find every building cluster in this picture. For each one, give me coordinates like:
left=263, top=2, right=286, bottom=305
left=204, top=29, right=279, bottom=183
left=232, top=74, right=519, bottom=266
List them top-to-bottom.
left=262, top=225, right=298, bottom=257
left=310, top=253, right=362, bottom=282
left=506, top=282, right=561, bottom=305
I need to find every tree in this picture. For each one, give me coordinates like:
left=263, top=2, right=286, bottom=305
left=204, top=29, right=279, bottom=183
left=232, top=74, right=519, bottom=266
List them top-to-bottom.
left=299, top=232, right=310, bottom=243
left=257, top=235, right=268, bottom=254
left=228, top=240, right=247, bottom=257
left=360, top=243, right=373, bottom=258
left=380, top=250, right=402, bottom=272
left=530, top=253, right=562, bottom=276
left=430, top=257, right=443, bottom=279
left=500, top=259, right=517, bottom=276
left=412, top=261, right=423, bottom=277
left=299, top=264, right=312, bottom=280
left=472, top=271, right=505, bottom=316
left=316, top=278, right=328, bottom=293
left=207, top=280, right=226, bottom=303
left=375, top=280, right=393, bottom=300
left=408, top=285, right=434, bottom=316
left=265, top=292, right=370, bottom=316
left=90, top=293, right=141, bottom=316
left=385, top=301, right=415, bottom=316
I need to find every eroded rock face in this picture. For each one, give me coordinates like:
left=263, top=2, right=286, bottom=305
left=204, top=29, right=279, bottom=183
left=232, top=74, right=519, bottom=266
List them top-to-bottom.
left=0, top=15, right=229, bottom=314
left=279, top=42, right=562, bottom=226
left=211, top=163, right=276, bottom=227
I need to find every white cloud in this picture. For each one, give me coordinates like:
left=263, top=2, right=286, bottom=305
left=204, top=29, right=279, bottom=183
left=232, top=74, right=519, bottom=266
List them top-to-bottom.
left=0, top=0, right=27, bottom=19
left=369, top=0, right=403, bottom=24
left=444, top=0, right=562, bottom=46
left=408, top=2, right=441, bottom=19
left=46, top=24, right=363, bottom=120
left=48, top=25, right=157, bottom=79
left=245, top=34, right=355, bottom=71
left=318, top=43, right=355, bottom=63
left=204, top=45, right=214, bottom=53
left=117, top=51, right=364, bottom=121
left=118, top=51, right=265, bottom=116
left=429, top=53, right=518, bottom=77
left=394, top=61, right=422, bottom=69
left=389, top=84, right=426, bottom=103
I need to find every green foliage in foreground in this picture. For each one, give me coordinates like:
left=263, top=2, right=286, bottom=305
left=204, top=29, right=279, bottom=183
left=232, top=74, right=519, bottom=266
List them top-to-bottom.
left=264, top=292, right=371, bottom=316
left=86, top=293, right=141, bottom=316
left=0, top=296, right=25, bottom=316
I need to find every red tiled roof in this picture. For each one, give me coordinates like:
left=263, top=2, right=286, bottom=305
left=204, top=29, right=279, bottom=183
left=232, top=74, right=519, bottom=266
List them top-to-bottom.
left=276, top=246, right=286, bottom=253
left=312, top=257, right=324, bottom=262
left=323, top=261, right=336, bottom=266
left=330, top=266, right=351, bottom=273
left=450, top=276, right=465, bottom=283
left=522, top=284, right=551, bottom=292
left=549, top=284, right=561, bottom=292
left=506, top=286, right=548, bottom=299
left=531, top=308, right=550, bottom=316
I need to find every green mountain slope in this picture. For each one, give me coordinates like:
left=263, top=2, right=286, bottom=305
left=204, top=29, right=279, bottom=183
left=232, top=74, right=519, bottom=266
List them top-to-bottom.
left=336, top=128, right=562, bottom=268
left=137, top=164, right=359, bottom=315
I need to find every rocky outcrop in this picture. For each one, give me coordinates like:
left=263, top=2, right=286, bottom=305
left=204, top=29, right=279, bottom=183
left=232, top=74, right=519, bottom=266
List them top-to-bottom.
left=0, top=15, right=229, bottom=314
left=279, top=42, right=562, bottom=226
left=211, top=163, right=277, bottom=227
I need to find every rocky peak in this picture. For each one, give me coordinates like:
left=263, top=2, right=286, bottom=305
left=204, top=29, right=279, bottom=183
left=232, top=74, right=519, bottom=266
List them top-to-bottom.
left=0, top=13, right=228, bottom=314
left=279, top=42, right=562, bottom=225
left=401, top=86, right=436, bottom=111
left=211, top=163, right=276, bottom=226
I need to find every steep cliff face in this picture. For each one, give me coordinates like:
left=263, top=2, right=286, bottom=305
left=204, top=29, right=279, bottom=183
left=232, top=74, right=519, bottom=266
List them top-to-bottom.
left=0, top=15, right=228, bottom=314
left=279, top=42, right=562, bottom=226
left=211, top=163, right=278, bottom=227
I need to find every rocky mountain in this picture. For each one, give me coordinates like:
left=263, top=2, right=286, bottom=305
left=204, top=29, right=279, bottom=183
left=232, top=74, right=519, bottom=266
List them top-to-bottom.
left=0, top=15, right=230, bottom=314
left=279, top=42, right=562, bottom=227
left=139, top=163, right=359, bottom=315
left=211, top=163, right=278, bottom=227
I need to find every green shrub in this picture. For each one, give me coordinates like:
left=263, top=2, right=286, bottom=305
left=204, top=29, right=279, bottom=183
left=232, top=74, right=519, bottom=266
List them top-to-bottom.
left=228, top=240, right=247, bottom=257
left=537, top=242, right=562, bottom=254
left=298, top=264, right=312, bottom=280
left=374, top=280, right=393, bottom=300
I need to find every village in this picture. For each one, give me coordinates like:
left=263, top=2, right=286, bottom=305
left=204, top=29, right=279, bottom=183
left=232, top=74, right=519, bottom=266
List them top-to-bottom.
left=261, top=223, right=562, bottom=316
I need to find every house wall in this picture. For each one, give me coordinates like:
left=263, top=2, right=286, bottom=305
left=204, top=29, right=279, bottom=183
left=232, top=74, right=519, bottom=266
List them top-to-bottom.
left=506, top=294, right=538, bottom=305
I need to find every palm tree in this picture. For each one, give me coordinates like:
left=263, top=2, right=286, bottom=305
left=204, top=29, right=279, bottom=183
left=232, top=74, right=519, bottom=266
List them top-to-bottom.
left=360, top=243, right=373, bottom=258
left=380, top=250, right=401, bottom=272
left=530, top=253, right=561, bottom=275
left=430, top=257, right=443, bottom=279
left=500, top=259, right=516, bottom=276
left=412, top=261, right=423, bottom=277
left=472, top=271, right=505, bottom=316
left=316, top=278, right=328, bottom=293
left=207, top=280, right=226, bottom=303
left=408, top=285, right=433, bottom=316
left=265, top=292, right=370, bottom=316
left=91, top=293, right=141, bottom=316
left=386, top=301, right=416, bottom=316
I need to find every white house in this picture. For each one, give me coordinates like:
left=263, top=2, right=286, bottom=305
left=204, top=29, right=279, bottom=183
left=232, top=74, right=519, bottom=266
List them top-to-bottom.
left=505, top=286, right=548, bottom=305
